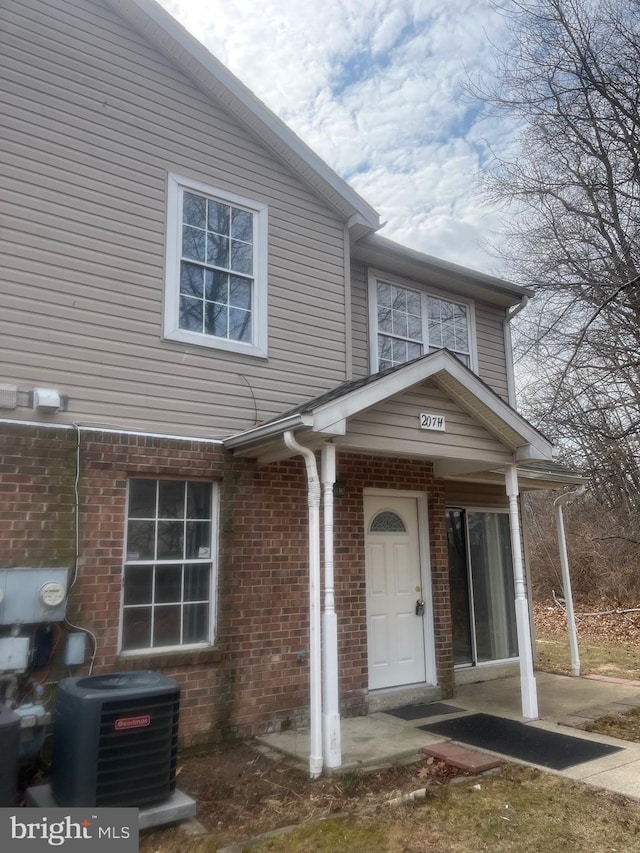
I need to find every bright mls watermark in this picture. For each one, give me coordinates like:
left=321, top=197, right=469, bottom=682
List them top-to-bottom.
left=0, top=808, right=138, bottom=851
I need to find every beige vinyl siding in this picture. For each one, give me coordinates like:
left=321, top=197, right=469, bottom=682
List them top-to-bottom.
left=0, top=0, right=349, bottom=437
left=350, top=260, right=370, bottom=378
left=349, top=261, right=511, bottom=399
left=474, top=301, right=509, bottom=400
left=338, top=381, right=514, bottom=463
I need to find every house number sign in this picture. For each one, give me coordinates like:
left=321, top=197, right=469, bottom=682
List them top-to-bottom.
left=419, top=412, right=446, bottom=431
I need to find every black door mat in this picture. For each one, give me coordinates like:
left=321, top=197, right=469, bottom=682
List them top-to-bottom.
left=385, top=702, right=464, bottom=721
left=419, top=713, right=623, bottom=770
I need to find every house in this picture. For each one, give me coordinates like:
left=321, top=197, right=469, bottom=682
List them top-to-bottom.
left=0, top=0, right=581, bottom=775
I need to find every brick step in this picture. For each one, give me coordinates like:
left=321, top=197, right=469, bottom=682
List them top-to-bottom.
left=422, top=742, right=503, bottom=773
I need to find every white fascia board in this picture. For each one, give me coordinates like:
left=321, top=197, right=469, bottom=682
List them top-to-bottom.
left=107, top=0, right=380, bottom=231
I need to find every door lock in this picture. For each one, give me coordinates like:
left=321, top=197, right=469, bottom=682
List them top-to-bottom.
left=415, top=599, right=425, bottom=616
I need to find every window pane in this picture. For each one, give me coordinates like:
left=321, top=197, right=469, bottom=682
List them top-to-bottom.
left=183, top=192, right=206, bottom=229
left=207, top=200, right=229, bottom=235
left=231, top=209, right=252, bottom=241
left=182, top=225, right=205, bottom=261
left=207, top=233, right=229, bottom=267
left=230, top=240, right=252, bottom=274
left=180, top=262, right=204, bottom=298
left=205, top=269, right=228, bottom=302
left=229, top=276, right=251, bottom=310
left=377, top=281, right=392, bottom=307
left=391, top=286, right=406, bottom=311
left=407, top=290, right=421, bottom=316
left=180, top=296, right=203, bottom=332
left=205, top=302, right=227, bottom=337
left=378, top=305, right=392, bottom=333
left=229, top=307, right=251, bottom=342
left=391, top=310, right=408, bottom=337
left=408, top=314, right=422, bottom=339
left=428, top=318, right=443, bottom=348
left=442, top=323, right=456, bottom=350
left=378, top=335, right=392, bottom=369
left=392, top=338, right=406, bottom=362
left=407, top=342, right=423, bottom=360
left=128, top=479, right=156, bottom=518
left=158, top=480, right=185, bottom=519
left=187, top=482, right=211, bottom=519
left=446, top=509, right=473, bottom=666
left=370, top=511, right=406, bottom=533
left=467, top=512, right=517, bottom=662
left=127, top=520, right=155, bottom=561
left=157, top=521, right=184, bottom=559
left=186, top=521, right=211, bottom=558
left=156, top=564, right=182, bottom=604
left=184, top=564, right=210, bottom=601
left=123, top=566, right=153, bottom=606
left=183, top=603, right=209, bottom=644
left=153, top=605, right=181, bottom=646
left=122, top=608, right=151, bottom=651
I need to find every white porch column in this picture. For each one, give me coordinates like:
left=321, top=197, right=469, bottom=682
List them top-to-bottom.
left=284, top=432, right=323, bottom=778
left=321, top=443, right=341, bottom=768
left=505, top=465, right=538, bottom=719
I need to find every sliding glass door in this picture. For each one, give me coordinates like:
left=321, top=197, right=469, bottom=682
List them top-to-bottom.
left=447, top=508, right=518, bottom=666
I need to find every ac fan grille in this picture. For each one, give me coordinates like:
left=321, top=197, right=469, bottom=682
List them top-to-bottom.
left=94, top=692, right=179, bottom=807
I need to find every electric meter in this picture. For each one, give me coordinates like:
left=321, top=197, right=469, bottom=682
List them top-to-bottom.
left=39, top=581, right=66, bottom=608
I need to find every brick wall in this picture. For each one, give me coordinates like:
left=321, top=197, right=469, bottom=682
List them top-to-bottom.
left=0, top=424, right=455, bottom=746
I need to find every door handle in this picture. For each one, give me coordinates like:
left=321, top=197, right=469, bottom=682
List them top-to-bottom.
left=415, top=599, right=425, bottom=616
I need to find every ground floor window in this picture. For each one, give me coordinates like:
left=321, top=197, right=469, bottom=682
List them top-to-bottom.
left=121, top=478, right=217, bottom=652
left=447, top=508, right=517, bottom=665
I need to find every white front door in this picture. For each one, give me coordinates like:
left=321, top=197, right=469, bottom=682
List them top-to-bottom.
left=365, top=495, right=426, bottom=690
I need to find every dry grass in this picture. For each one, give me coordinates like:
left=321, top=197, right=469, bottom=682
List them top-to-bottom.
left=534, top=601, right=640, bottom=680
left=244, top=766, right=640, bottom=853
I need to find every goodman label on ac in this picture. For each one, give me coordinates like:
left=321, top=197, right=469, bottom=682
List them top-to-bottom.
left=0, top=808, right=138, bottom=851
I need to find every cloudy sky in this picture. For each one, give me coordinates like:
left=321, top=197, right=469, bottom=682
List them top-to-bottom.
left=158, top=0, right=517, bottom=276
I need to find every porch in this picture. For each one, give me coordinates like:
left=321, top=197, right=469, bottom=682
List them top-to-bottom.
left=258, top=672, right=640, bottom=799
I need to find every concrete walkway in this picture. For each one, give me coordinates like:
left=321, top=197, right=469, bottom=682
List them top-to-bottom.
left=259, top=673, right=640, bottom=800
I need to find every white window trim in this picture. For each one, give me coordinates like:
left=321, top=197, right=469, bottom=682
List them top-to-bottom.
left=164, top=173, right=268, bottom=357
left=367, top=270, right=477, bottom=374
left=118, top=479, right=219, bottom=656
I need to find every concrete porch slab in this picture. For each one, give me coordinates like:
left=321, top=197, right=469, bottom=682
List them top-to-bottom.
left=259, top=713, right=447, bottom=773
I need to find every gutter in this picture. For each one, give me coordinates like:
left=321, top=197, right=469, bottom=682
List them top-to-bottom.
left=225, top=413, right=312, bottom=450
left=283, top=431, right=323, bottom=779
left=554, top=486, right=586, bottom=676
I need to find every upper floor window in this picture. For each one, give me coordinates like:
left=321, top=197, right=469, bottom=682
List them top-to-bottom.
left=164, top=174, right=268, bottom=357
left=370, top=276, right=474, bottom=372
left=121, top=478, right=218, bottom=653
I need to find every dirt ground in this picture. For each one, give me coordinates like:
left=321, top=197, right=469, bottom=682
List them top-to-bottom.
left=140, top=743, right=469, bottom=850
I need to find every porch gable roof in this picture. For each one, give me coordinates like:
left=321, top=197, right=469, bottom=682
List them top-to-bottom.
left=224, top=350, right=555, bottom=468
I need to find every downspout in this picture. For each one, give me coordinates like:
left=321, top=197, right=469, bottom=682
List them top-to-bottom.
left=504, top=297, right=528, bottom=408
left=283, top=431, right=323, bottom=779
left=320, top=442, right=341, bottom=768
left=505, top=465, right=538, bottom=719
left=554, top=486, right=586, bottom=677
